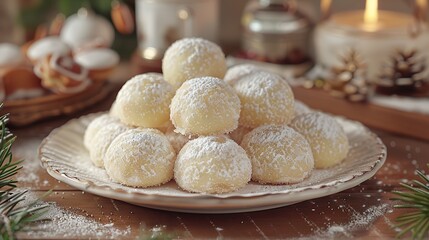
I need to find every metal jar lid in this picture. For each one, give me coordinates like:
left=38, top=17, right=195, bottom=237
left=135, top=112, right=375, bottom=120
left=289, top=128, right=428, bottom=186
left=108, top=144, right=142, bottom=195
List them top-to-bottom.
left=241, top=0, right=312, bottom=64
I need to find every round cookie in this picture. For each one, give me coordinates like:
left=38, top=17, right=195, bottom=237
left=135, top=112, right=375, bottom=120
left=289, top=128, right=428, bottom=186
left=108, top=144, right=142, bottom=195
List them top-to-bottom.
left=162, top=38, right=227, bottom=89
left=224, top=64, right=260, bottom=85
left=233, top=71, right=294, bottom=128
left=116, top=73, right=175, bottom=128
left=170, top=77, right=241, bottom=136
left=294, top=100, right=312, bottom=118
left=109, top=101, right=120, bottom=118
left=291, top=112, right=349, bottom=169
left=84, top=114, right=118, bottom=149
left=89, top=122, right=131, bottom=168
left=164, top=124, right=193, bottom=153
left=228, top=125, right=253, bottom=144
left=241, top=125, right=314, bottom=184
left=104, top=128, right=175, bottom=187
left=174, top=136, right=251, bottom=194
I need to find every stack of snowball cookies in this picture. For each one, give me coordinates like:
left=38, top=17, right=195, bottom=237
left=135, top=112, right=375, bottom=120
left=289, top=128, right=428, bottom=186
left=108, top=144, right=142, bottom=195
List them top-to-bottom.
left=84, top=38, right=350, bottom=194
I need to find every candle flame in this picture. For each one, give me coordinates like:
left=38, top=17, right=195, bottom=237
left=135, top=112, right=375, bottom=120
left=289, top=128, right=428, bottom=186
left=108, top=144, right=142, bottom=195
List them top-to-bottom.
left=321, top=0, right=332, bottom=15
left=364, top=0, right=378, bottom=25
left=417, top=0, right=427, bottom=9
left=417, top=0, right=427, bottom=21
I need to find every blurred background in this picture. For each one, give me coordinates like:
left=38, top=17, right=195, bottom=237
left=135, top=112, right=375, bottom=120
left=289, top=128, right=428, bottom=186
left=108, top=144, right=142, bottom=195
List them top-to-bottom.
left=0, top=0, right=419, bottom=58
left=1, top=0, right=428, bottom=137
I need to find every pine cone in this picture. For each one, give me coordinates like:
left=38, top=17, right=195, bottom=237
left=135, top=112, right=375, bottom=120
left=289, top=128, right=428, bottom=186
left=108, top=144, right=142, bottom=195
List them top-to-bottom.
left=326, top=50, right=371, bottom=102
left=376, top=50, right=429, bottom=96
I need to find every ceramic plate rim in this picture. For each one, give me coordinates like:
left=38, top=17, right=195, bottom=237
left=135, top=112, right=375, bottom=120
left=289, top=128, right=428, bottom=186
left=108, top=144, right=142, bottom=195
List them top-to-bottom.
left=38, top=113, right=387, bottom=212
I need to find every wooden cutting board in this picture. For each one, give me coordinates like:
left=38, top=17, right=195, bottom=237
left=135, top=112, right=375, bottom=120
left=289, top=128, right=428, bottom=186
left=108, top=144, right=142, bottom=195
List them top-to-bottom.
left=293, top=86, right=429, bottom=141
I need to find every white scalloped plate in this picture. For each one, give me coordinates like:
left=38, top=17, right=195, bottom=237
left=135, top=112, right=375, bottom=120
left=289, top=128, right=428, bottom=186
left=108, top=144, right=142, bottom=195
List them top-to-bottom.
left=39, top=113, right=386, bottom=213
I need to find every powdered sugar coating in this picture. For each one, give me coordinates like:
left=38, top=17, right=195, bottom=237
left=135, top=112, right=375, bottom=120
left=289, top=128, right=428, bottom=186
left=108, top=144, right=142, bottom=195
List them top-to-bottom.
left=162, top=38, right=227, bottom=89
left=224, top=64, right=260, bottom=85
left=233, top=71, right=295, bottom=128
left=116, top=73, right=175, bottom=128
left=170, top=77, right=241, bottom=136
left=294, top=100, right=312, bottom=117
left=109, top=101, right=120, bottom=118
left=291, top=112, right=349, bottom=169
left=84, top=114, right=118, bottom=149
left=89, top=122, right=131, bottom=168
left=165, top=124, right=194, bottom=153
left=228, top=125, right=253, bottom=144
left=241, top=125, right=314, bottom=184
left=104, top=128, right=175, bottom=187
left=174, top=136, right=251, bottom=194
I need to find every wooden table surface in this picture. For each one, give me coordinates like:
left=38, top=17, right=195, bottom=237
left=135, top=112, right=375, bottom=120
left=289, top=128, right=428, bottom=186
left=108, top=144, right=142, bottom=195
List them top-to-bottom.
left=11, top=74, right=429, bottom=239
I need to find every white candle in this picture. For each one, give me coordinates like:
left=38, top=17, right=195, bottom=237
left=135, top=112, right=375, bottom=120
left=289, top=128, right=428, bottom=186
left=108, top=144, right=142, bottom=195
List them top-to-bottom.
left=314, top=0, right=429, bottom=82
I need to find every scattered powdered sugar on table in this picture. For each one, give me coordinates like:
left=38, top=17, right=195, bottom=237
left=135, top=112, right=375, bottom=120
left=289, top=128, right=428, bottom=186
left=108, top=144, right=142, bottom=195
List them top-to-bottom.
left=13, top=138, right=42, bottom=185
left=22, top=191, right=131, bottom=239
left=295, top=203, right=390, bottom=239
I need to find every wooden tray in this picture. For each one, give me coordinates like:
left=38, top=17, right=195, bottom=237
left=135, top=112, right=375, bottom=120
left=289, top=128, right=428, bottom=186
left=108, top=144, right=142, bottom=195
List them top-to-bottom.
left=2, top=81, right=112, bottom=126
left=293, top=86, right=429, bottom=141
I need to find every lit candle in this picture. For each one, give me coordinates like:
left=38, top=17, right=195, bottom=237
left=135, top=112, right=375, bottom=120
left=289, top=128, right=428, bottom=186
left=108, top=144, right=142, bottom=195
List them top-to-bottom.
left=314, top=0, right=429, bottom=82
left=320, top=0, right=331, bottom=20
left=416, top=0, right=427, bottom=20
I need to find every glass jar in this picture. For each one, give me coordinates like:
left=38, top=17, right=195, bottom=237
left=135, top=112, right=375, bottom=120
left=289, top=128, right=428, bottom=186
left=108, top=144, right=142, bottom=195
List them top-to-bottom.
left=241, top=0, right=312, bottom=64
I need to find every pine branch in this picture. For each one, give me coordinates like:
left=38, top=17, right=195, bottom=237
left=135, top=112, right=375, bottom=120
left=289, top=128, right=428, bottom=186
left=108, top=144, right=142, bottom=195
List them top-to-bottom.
left=0, top=106, right=49, bottom=239
left=0, top=114, right=21, bottom=190
left=392, top=164, right=429, bottom=240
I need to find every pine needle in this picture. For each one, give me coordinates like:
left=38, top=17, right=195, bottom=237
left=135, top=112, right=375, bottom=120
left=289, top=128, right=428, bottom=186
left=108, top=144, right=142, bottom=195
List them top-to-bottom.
left=0, top=106, right=49, bottom=239
left=392, top=164, right=429, bottom=240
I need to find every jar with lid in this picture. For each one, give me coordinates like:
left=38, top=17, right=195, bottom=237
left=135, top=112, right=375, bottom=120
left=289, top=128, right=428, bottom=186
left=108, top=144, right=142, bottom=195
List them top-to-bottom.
left=241, top=0, right=312, bottom=65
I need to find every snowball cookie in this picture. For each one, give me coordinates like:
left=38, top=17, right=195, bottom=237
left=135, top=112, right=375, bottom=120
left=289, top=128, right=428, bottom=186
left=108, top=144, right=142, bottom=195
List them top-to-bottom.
left=162, top=38, right=227, bottom=89
left=224, top=64, right=260, bottom=85
left=233, top=71, right=294, bottom=128
left=116, top=73, right=175, bottom=128
left=170, top=77, right=241, bottom=136
left=294, top=100, right=312, bottom=117
left=109, top=101, right=120, bottom=118
left=291, top=112, right=349, bottom=169
left=84, top=114, right=118, bottom=149
left=89, top=122, right=131, bottom=168
left=165, top=124, right=193, bottom=153
left=228, top=125, right=253, bottom=144
left=241, top=125, right=314, bottom=184
left=104, top=128, right=175, bottom=187
left=174, top=136, right=251, bottom=194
